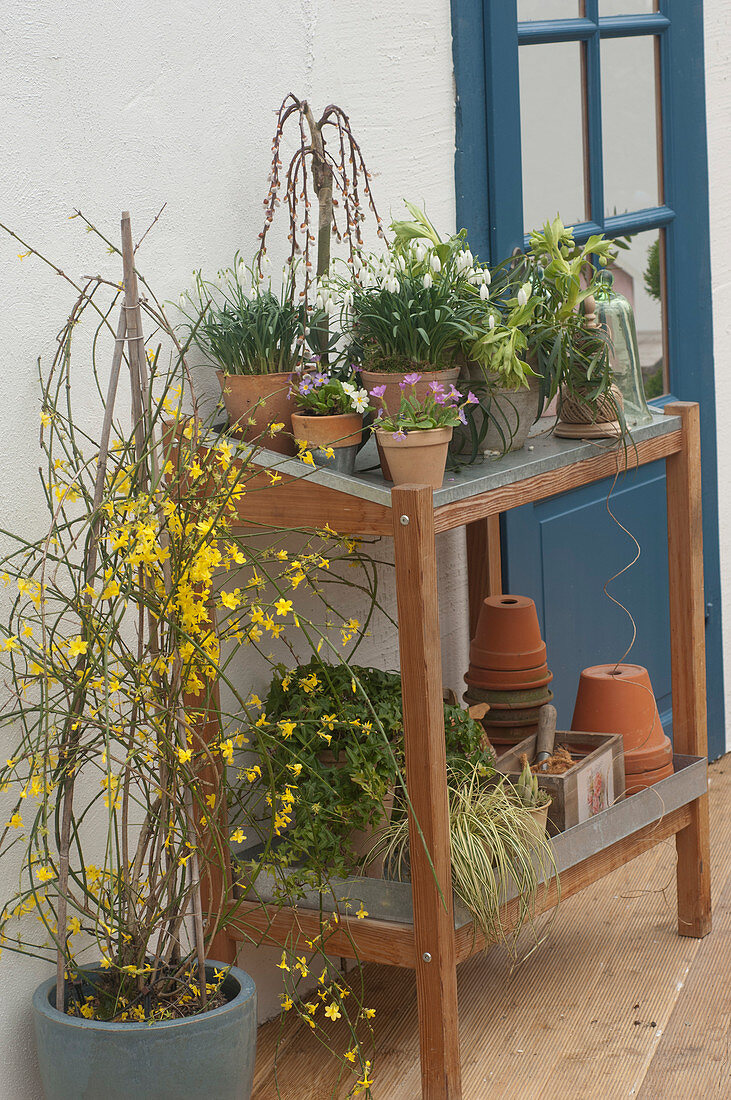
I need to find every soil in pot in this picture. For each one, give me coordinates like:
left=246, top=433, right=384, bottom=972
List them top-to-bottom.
left=217, top=370, right=294, bottom=455
left=291, top=411, right=363, bottom=474
left=375, top=426, right=452, bottom=490
left=33, top=962, right=257, bottom=1100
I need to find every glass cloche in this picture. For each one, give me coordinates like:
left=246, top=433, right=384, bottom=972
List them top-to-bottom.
left=594, top=269, right=654, bottom=427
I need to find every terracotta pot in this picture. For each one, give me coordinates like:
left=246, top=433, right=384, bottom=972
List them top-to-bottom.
left=216, top=371, right=294, bottom=455
left=555, top=383, right=624, bottom=440
left=291, top=412, right=363, bottom=474
left=375, top=427, right=452, bottom=490
left=470, top=595, right=546, bottom=671
left=571, top=663, right=673, bottom=786
left=464, top=664, right=553, bottom=691
left=462, top=684, right=554, bottom=710
left=625, top=763, right=675, bottom=794
left=521, top=800, right=551, bottom=842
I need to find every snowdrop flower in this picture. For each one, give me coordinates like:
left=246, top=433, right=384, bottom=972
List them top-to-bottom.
left=414, top=241, right=429, bottom=264
left=429, top=253, right=442, bottom=274
left=395, top=254, right=406, bottom=272
left=482, top=267, right=491, bottom=285
left=422, top=271, right=433, bottom=290
left=517, top=281, right=532, bottom=307
left=480, top=283, right=490, bottom=301
left=343, top=288, right=354, bottom=310
left=315, top=292, right=325, bottom=311
left=488, top=314, right=496, bottom=330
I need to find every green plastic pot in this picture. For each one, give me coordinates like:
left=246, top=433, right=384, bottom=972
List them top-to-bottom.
left=33, top=962, right=256, bottom=1100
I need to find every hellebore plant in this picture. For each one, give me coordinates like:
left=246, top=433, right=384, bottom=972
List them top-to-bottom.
left=290, top=366, right=370, bottom=416
left=371, top=374, right=478, bottom=438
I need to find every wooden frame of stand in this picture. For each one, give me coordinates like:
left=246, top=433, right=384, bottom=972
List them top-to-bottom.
left=201, top=403, right=710, bottom=1100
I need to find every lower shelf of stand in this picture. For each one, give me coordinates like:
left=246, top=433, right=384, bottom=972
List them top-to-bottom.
left=223, top=754, right=706, bottom=968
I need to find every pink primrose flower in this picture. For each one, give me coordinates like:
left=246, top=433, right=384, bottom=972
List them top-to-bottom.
left=402, top=372, right=422, bottom=386
left=370, top=384, right=387, bottom=399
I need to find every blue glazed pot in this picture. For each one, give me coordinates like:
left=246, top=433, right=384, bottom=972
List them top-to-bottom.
left=33, top=962, right=256, bottom=1100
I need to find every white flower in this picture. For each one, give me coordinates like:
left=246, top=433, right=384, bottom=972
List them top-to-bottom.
left=414, top=241, right=428, bottom=264
left=429, top=253, right=442, bottom=274
left=396, top=254, right=406, bottom=272
left=482, top=267, right=491, bottom=285
left=422, top=272, right=433, bottom=289
left=517, top=281, right=531, bottom=307
left=480, top=283, right=489, bottom=300
left=343, top=288, right=354, bottom=310
left=315, top=293, right=325, bottom=311
left=325, top=296, right=336, bottom=316
left=488, top=314, right=496, bottom=330
left=341, top=381, right=356, bottom=395
left=350, top=389, right=369, bottom=413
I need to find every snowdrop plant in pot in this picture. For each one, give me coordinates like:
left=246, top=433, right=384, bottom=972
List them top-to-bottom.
left=389, top=203, right=543, bottom=454
left=180, top=256, right=303, bottom=455
left=290, top=366, right=369, bottom=473
left=371, top=374, right=479, bottom=489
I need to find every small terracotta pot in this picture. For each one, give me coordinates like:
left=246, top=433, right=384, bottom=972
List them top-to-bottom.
left=216, top=371, right=294, bottom=454
left=291, top=412, right=363, bottom=450
left=375, top=427, right=452, bottom=490
left=470, top=595, right=546, bottom=671
left=571, top=663, right=673, bottom=786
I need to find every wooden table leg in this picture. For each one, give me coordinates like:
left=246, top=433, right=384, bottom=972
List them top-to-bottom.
left=665, top=403, right=712, bottom=938
left=392, top=486, right=462, bottom=1100
left=466, top=515, right=503, bottom=639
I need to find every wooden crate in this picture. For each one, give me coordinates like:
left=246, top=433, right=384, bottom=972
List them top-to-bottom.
left=495, top=731, right=626, bottom=834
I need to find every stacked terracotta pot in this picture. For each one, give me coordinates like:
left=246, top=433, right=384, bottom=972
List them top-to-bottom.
left=464, top=595, right=554, bottom=750
left=571, top=663, right=673, bottom=793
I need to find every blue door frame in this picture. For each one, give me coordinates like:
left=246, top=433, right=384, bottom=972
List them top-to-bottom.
left=451, top=0, right=725, bottom=757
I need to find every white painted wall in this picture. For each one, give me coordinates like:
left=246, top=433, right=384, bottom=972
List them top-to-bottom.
left=0, top=2, right=461, bottom=1096
left=2, top=2, right=730, bottom=1096
left=705, top=2, right=731, bottom=755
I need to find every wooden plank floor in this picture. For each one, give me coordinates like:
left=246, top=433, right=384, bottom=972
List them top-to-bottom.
left=251, top=758, right=731, bottom=1099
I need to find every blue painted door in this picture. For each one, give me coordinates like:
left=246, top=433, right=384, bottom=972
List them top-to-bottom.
left=452, top=1, right=724, bottom=756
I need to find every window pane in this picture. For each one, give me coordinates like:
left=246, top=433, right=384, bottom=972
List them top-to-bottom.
left=518, top=1, right=579, bottom=18
left=600, top=1, right=656, bottom=13
left=601, top=35, right=661, bottom=216
left=520, top=43, right=587, bottom=232
left=609, top=229, right=667, bottom=397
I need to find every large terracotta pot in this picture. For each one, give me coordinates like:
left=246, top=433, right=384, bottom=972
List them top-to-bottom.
left=216, top=371, right=294, bottom=455
left=291, top=412, right=363, bottom=474
left=375, top=427, right=452, bottom=490
left=571, top=663, right=673, bottom=787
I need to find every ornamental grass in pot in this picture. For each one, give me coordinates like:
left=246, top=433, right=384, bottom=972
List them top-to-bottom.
left=180, top=256, right=303, bottom=455
left=290, top=367, right=369, bottom=474
left=371, top=373, right=478, bottom=489
left=379, top=763, right=558, bottom=961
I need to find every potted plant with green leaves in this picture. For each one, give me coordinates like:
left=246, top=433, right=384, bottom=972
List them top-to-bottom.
left=523, top=217, right=620, bottom=438
left=180, top=256, right=303, bottom=455
left=290, top=365, right=370, bottom=473
left=371, top=373, right=478, bottom=488
left=241, top=658, right=494, bottom=883
left=514, top=755, right=553, bottom=840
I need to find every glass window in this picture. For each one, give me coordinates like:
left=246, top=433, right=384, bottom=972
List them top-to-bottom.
left=518, top=1, right=580, bottom=18
left=600, top=1, right=656, bottom=13
left=601, top=34, right=661, bottom=216
left=520, top=42, right=587, bottom=231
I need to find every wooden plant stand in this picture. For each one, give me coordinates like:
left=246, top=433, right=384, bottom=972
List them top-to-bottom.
left=207, top=403, right=711, bottom=1100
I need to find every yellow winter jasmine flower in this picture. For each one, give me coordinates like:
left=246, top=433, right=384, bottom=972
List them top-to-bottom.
left=40, top=410, right=51, bottom=427
left=220, top=589, right=241, bottom=610
left=274, top=598, right=293, bottom=617
left=68, top=636, right=88, bottom=658
left=2, top=637, right=19, bottom=652
left=247, top=694, right=262, bottom=709
left=278, top=720, right=296, bottom=740
left=176, top=746, right=193, bottom=764
left=287, top=763, right=302, bottom=778
left=7, top=812, right=22, bottom=829
left=230, top=828, right=246, bottom=844
left=36, top=866, right=55, bottom=883
left=356, top=904, right=368, bottom=919
left=67, top=917, right=81, bottom=936
left=276, top=952, right=290, bottom=972
left=281, top=995, right=293, bottom=1011
left=324, top=1002, right=341, bottom=1021
left=344, top=1049, right=356, bottom=1063
left=354, top=1062, right=374, bottom=1093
